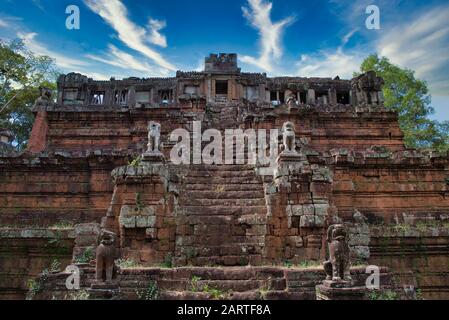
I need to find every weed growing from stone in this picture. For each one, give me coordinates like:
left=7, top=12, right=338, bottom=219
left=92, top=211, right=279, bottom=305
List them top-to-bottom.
left=49, top=221, right=75, bottom=230
left=74, top=246, right=95, bottom=264
left=161, top=253, right=173, bottom=268
left=116, top=258, right=143, bottom=269
left=49, top=259, right=61, bottom=273
left=190, top=276, right=202, bottom=292
left=136, top=281, right=159, bottom=300
left=202, top=284, right=229, bottom=300
left=64, top=290, right=90, bottom=300
left=368, top=290, right=398, bottom=300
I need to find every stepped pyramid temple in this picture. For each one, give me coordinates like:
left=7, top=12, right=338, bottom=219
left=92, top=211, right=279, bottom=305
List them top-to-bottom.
left=1, top=53, right=449, bottom=300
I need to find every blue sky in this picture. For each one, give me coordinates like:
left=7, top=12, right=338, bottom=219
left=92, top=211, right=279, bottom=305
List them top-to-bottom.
left=1, top=0, right=449, bottom=120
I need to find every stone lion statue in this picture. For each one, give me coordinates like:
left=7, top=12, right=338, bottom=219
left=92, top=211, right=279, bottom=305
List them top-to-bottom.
left=34, top=87, right=53, bottom=107
left=147, top=121, right=161, bottom=154
left=282, top=122, right=296, bottom=153
left=323, top=224, right=351, bottom=282
left=95, top=230, right=119, bottom=283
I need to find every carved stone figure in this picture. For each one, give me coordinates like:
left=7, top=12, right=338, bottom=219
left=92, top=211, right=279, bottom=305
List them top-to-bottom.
left=34, top=87, right=53, bottom=107
left=287, top=94, right=298, bottom=110
left=147, top=121, right=161, bottom=154
left=282, top=122, right=297, bottom=154
left=323, top=224, right=351, bottom=282
left=95, top=230, right=118, bottom=283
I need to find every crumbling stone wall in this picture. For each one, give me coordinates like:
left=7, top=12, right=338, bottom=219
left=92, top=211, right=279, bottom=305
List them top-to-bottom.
left=0, top=154, right=125, bottom=227
left=263, top=155, right=332, bottom=264
left=101, top=162, right=177, bottom=265
left=370, top=225, right=449, bottom=300
left=0, top=229, right=74, bottom=299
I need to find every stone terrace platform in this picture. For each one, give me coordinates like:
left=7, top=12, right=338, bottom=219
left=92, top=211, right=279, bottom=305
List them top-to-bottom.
left=32, top=266, right=395, bottom=300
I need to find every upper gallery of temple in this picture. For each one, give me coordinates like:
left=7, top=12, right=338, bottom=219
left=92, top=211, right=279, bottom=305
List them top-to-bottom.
left=53, top=53, right=384, bottom=109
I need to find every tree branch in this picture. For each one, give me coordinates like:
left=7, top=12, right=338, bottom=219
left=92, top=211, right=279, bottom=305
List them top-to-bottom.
left=0, top=77, right=9, bottom=99
left=0, top=91, right=20, bottom=114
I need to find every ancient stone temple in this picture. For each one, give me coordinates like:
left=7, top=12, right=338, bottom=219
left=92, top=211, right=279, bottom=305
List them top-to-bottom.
left=1, top=53, right=448, bottom=300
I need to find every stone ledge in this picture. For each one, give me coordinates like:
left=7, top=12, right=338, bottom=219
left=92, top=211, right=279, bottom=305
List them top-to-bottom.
left=371, top=226, right=449, bottom=238
left=0, top=228, right=75, bottom=239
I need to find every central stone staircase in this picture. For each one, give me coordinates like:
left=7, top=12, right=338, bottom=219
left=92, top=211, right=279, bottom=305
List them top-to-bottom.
left=174, top=164, right=268, bottom=266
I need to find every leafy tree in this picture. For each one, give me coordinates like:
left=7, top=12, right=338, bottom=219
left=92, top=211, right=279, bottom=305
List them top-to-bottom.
left=0, top=38, right=58, bottom=150
left=358, top=54, right=449, bottom=153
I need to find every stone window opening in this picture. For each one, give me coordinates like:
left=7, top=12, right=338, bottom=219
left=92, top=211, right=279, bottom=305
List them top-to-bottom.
left=215, top=80, right=228, bottom=95
left=159, top=89, right=174, bottom=105
left=115, top=90, right=128, bottom=106
left=91, top=91, right=105, bottom=105
left=270, top=91, right=285, bottom=106
left=270, top=91, right=278, bottom=103
left=279, top=91, right=285, bottom=104
left=316, top=91, right=328, bottom=105
left=337, top=91, right=350, bottom=105
left=299, top=92, right=307, bottom=104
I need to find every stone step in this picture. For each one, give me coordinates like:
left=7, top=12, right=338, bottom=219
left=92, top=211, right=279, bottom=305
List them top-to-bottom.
left=180, top=165, right=256, bottom=172
left=183, top=170, right=259, bottom=178
left=182, top=177, right=262, bottom=184
left=184, top=184, right=265, bottom=192
left=182, top=190, right=265, bottom=200
left=179, top=198, right=266, bottom=207
left=181, top=205, right=268, bottom=216
left=186, top=245, right=264, bottom=257
left=32, top=267, right=396, bottom=301
left=163, top=267, right=286, bottom=280
left=157, top=279, right=283, bottom=292
left=160, top=290, right=264, bottom=300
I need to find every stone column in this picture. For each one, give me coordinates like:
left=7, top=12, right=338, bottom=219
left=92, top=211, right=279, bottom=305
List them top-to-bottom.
left=206, top=77, right=212, bottom=102
left=259, top=84, right=266, bottom=102
left=128, top=86, right=136, bottom=108
left=328, top=88, right=337, bottom=105
left=307, top=89, right=316, bottom=104
left=350, top=90, right=357, bottom=106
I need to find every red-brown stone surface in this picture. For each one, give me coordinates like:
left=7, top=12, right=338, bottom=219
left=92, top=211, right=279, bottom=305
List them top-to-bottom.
left=1, top=60, right=449, bottom=299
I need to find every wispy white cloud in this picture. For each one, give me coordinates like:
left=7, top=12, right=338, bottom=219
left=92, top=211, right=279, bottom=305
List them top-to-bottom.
left=31, top=0, right=44, bottom=11
left=83, top=0, right=176, bottom=72
left=240, top=0, right=295, bottom=73
left=327, top=0, right=449, bottom=94
left=376, top=6, right=449, bottom=95
left=2, top=12, right=166, bottom=80
left=0, top=15, right=23, bottom=32
left=147, top=19, right=167, bottom=48
left=296, top=29, right=364, bottom=79
left=15, top=32, right=114, bottom=80
left=18, top=32, right=89, bottom=70
left=86, top=44, right=170, bottom=77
